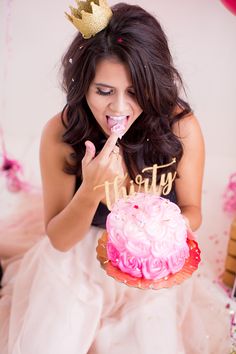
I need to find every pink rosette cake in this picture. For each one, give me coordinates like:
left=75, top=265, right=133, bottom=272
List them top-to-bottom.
left=106, top=193, right=189, bottom=280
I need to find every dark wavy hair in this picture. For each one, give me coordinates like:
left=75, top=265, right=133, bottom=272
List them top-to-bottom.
left=60, top=2, right=192, bottom=181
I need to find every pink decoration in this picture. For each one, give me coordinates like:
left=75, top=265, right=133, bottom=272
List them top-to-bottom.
left=221, top=0, right=236, bottom=15
left=0, top=127, right=31, bottom=193
left=0, top=155, right=30, bottom=193
left=1, top=157, right=29, bottom=192
left=223, top=172, right=236, bottom=214
left=106, top=193, right=189, bottom=280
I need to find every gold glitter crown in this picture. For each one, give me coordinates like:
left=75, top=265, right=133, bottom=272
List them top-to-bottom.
left=65, top=0, right=113, bottom=39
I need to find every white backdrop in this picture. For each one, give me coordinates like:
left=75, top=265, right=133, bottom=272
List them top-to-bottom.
left=1, top=0, right=236, bottom=273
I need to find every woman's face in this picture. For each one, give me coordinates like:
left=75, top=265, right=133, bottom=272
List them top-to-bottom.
left=86, top=57, right=143, bottom=137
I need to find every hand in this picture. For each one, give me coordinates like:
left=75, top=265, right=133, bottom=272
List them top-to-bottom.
left=81, top=133, right=125, bottom=201
left=182, top=215, right=197, bottom=241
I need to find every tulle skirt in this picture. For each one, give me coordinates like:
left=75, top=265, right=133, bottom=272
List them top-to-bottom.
left=0, top=225, right=231, bottom=354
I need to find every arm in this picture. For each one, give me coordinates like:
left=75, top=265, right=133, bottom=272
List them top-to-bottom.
left=40, top=114, right=122, bottom=252
left=173, top=114, right=205, bottom=231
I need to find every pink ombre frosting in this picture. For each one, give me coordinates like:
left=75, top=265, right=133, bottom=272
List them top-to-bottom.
left=106, top=193, right=189, bottom=280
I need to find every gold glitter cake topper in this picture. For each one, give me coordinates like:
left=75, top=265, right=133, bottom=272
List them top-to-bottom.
left=65, top=0, right=113, bottom=39
left=94, top=158, right=177, bottom=210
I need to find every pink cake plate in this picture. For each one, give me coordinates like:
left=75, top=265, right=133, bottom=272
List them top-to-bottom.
left=96, top=231, right=201, bottom=290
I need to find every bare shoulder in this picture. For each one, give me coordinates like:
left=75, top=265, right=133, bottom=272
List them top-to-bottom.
left=40, top=112, right=73, bottom=161
left=41, top=112, right=67, bottom=144
left=172, top=113, right=203, bottom=142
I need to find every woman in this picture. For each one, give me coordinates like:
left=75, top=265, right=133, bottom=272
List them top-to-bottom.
left=0, top=2, right=231, bottom=353
left=41, top=2, right=203, bottom=253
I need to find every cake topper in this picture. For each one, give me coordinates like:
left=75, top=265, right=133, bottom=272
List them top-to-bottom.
left=65, top=0, right=113, bottom=39
left=94, top=158, right=177, bottom=210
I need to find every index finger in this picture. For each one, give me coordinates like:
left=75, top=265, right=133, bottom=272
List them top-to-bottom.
left=99, top=133, right=119, bottom=159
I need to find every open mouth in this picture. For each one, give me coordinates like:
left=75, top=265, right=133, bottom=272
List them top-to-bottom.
left=106, top=115, right=129, bottom=129
left=106, top=115, right=130, bottom=138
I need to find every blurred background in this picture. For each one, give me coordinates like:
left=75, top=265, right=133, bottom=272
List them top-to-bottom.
left=0, top=0, right=236, bottom=277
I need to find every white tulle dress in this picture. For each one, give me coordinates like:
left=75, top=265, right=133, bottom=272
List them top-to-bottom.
left=0, top=192, right=232, bottom=354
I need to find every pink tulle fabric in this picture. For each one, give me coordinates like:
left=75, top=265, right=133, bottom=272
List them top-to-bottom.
left=0, top=191, right=232, bottom=354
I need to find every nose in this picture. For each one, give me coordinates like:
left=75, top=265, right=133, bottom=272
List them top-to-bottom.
left=109, top=93, right=129, bottom=114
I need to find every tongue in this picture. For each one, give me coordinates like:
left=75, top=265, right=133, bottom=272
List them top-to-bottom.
left=107, top=116, right=127, bottom=138
left=107, top=117, right=127, bottom=129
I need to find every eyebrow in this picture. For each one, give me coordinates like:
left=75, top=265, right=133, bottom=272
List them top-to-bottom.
left=94, top=82, right=133, bottom=89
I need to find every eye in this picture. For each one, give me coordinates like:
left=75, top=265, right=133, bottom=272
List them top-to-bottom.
left=96, top=88, right=113, bottom=96
left=128, top=90, right=136, bottom=96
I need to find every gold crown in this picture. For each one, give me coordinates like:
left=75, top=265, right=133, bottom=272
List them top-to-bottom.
left=65, top=0, right=113, bottom=39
